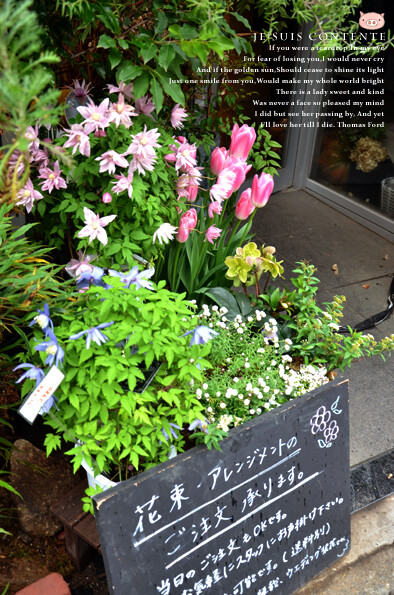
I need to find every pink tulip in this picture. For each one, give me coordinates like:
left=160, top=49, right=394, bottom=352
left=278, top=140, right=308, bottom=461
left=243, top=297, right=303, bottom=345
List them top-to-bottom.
left=229, top=124, right=256, bottom=160
left=210, top=147, right=229, bottom=176
left=226, top=158, right=252, bottom=193
left=251, top=173, right=274, bottom=207
left=185, top=185, right=198, bottom=202
left=235, top=188, right=255, bottom=220
left=102, top=192, right=112, bottom=203
left=176, top=209, right=197, bottom=242
left=205, top=225, right=222, bottom=244
left=176, top=227, right=190, bottom=243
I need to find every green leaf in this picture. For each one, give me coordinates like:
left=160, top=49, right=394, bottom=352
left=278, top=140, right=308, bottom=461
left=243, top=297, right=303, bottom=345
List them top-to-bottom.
left=97, top=6, right=121, bottom=35
left=231, top=11, right=252, bottom=30
left=155, top=12, right=168, bottom=35
left=199, top=22, right=220, bottom=40
left=168, top=24, right=182, bottom=39
left=97, top=34, right=116, bottom=49
left=207, top=37, right=234, bottom=58
left=118, top=38, right=129, bottom=50
left=140, top=42, right=157, bottom=64
left=190, top=42, right=209, bottom=65
left=158, top=44, right=175, bottom=72
left=108, top=48, right=122, bottom=69
left=116, top=61, right=142, bottom=83
left=133, top=71, right=150, bottom=99
left=150, top=78, right=164, bottom=113
left=161, top=78, right=185, bottom=106
left=79, top=350, right=92, bottom=365
left=69, top=392, right=80, bottom=411
left=0, top=478, right=21, bottom=498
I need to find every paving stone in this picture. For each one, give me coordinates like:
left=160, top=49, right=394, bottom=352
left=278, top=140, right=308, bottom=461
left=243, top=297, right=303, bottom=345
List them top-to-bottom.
left=14, top=572, right=71, bottom=595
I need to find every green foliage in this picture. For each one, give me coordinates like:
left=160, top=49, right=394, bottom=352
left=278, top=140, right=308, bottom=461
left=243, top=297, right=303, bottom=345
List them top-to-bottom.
left=0, top=0, right=63, bottom=204
left=33, top=0, right=251, bottom=112
left=249, top=128, right=281, bottom=178
left=0, top=204, right=66, bottom=339
left=286, top=262, right=394, bottom=371
left=17, top=272, right=213, bottom=483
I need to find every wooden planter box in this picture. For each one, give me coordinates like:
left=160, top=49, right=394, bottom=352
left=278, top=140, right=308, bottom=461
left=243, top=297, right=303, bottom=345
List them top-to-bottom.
left=93, top=378, right=351, bottom=595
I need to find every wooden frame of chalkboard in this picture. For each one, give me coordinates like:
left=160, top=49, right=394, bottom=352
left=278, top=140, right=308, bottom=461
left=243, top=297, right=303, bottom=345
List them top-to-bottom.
left=93, top=378, right=350, bottom=595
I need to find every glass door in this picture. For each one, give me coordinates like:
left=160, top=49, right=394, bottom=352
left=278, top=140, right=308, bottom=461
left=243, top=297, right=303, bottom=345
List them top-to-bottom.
left=302, top=0, right=394, bottom=239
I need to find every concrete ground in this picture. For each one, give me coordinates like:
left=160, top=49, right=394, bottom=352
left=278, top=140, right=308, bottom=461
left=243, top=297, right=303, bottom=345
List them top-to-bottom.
left=252, top=189, right=394, bottom=594
left=294, top=495, right=394, bottom=595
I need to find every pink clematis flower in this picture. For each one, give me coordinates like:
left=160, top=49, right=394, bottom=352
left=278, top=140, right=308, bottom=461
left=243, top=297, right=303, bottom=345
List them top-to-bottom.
left=67, top=79, right=93, bottom=102
left=107, top=82, right=134, bottom=100
left=108, top=94, right=137, bottom=128
left=135, top=95, right=155, bottom=117
left=77, top=98, right=110, bottom=134
left=171, top=104, right=188, bottom=129
left=63, top=124, right=91, bottom=157
left=229, top=124, right=256, bottom=160
left=25, top=125, right=40, bottom=151
left=127, top=126, right=161, bottom=159
left=174, top=141, right=197, bottom=172
left=30, top=146, right=50, bottom=168
left=210, top=147, right=229, bottom=176
left=8, top=150, right=26, bottom=177
left=95, top=150, right=129, bottom=174
left=128, top=150, right=157, bottom=175
left=39, top=161, right=67, bottom=193
left=177, top=168, right=202, bottom=202
left=111, top=171, right=134, bottom=198
left=251, top=172, right=274, bottom=207
left=16, top=179, right=43, bottom=213
left=235, top=188, right=255, bottom=220
left=102, top=192, right=112, bottom=203
left=208, top=201, right=223, bottom=218
left=77, top=207, right=116, bottom=246
left=153, top=222, right=177, bottom=245
left=205, top=225, right=222, bottom=244
left=65, top=250, right=96, bottom=278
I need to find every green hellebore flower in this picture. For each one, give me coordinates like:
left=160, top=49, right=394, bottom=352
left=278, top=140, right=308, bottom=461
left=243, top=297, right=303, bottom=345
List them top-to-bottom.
left=241, top=242, right=261, bottom=260
left=225, top=255, right=252, bottom=284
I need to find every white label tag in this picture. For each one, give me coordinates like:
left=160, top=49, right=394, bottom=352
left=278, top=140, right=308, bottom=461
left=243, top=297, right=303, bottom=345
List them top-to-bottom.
left=18, top=366, right=65, bottom=424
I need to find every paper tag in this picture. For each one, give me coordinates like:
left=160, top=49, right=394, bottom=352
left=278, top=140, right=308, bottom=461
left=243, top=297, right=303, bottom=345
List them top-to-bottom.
left=18, top=366, right=64, bottom=424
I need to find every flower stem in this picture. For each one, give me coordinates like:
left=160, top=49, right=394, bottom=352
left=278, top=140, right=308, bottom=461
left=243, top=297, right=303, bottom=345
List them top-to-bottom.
left=239, top=209, right=257, bottom=247
left=227, top=219, right=241, bottom=248
left=254, top=271, right=260, bottom=299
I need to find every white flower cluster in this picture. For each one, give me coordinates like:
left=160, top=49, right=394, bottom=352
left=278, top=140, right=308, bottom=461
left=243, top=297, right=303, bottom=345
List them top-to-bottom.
left=198, top=304, right=230, bottom=330
left=279, top=363, right=329, bottom=397
left=217, top=414, right=243, bottom=432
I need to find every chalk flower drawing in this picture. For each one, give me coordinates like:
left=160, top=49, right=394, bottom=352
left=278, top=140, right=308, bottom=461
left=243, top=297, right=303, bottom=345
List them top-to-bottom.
left=310, top=401, right=341, bottom=449
left=310, top=406, right=331, bottom=434
left=323, top=420, right=339, bottom=443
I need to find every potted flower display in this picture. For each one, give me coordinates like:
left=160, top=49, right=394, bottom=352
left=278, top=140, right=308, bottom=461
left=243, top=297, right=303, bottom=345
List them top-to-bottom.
left=9, top=77, right=394, bottom=595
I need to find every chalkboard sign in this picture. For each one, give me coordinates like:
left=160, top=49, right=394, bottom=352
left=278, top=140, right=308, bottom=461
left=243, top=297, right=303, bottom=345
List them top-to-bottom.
left=93, top=379, right=350, bottom=595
